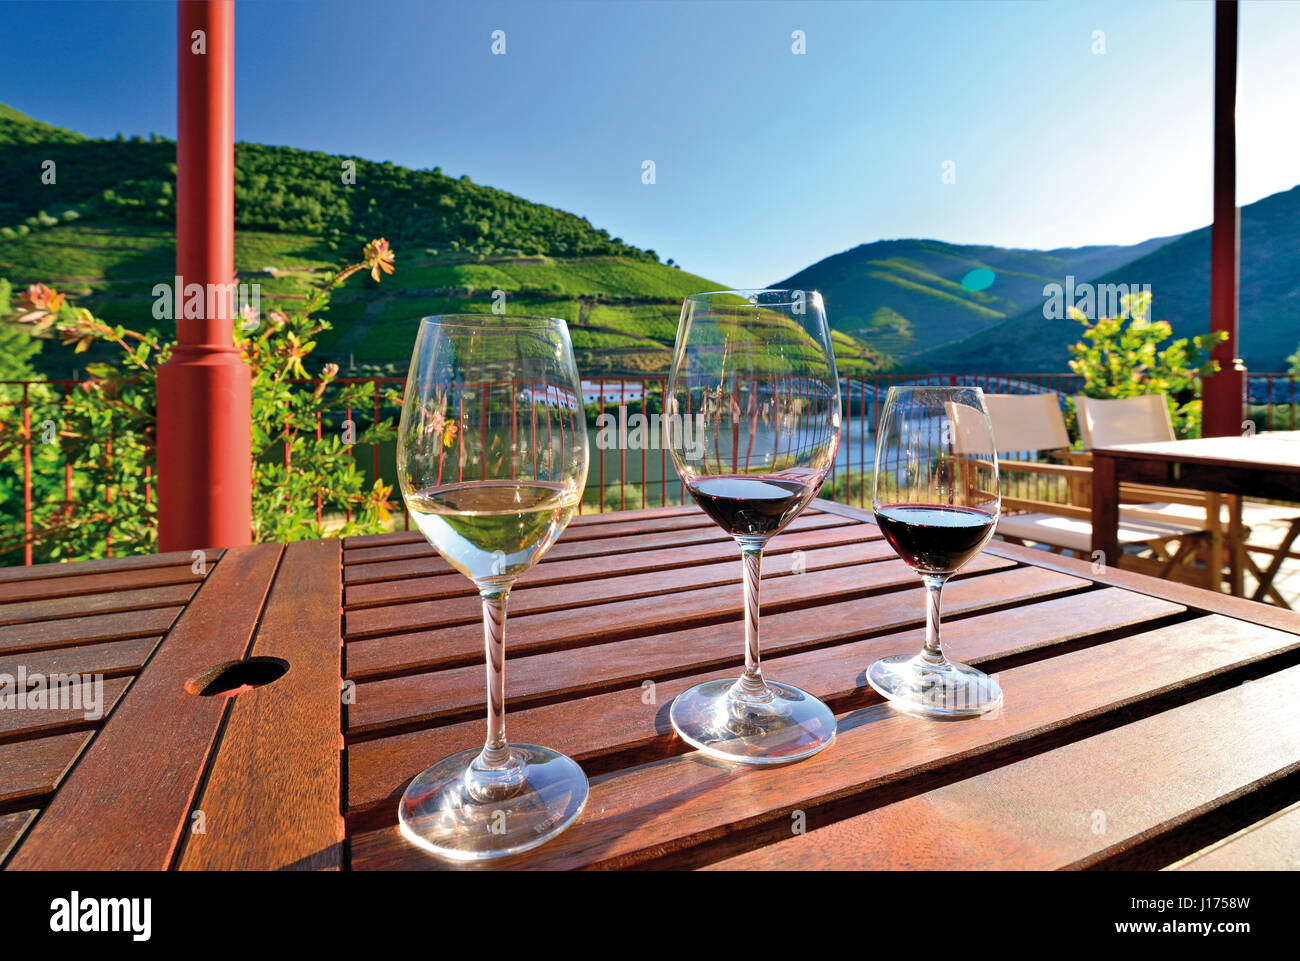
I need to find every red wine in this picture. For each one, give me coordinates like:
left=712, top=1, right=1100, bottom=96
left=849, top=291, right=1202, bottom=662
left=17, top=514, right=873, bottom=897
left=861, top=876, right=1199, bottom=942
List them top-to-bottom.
left=688, top=475, right=813, bottom=538
left=875, top=504, right=995, bottom=574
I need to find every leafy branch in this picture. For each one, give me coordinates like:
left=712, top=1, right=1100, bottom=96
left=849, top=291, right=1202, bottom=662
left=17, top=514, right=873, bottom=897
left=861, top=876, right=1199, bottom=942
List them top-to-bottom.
left=3, top=239, right=402, bottom=560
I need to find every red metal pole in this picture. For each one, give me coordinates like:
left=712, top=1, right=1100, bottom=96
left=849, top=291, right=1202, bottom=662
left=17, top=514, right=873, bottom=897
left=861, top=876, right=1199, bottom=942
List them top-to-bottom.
left=157, top=0, right=252, bottom=552
left=1203, top=0, right=1246, bottom=437
left=372, top=380, right=381, bottom=484
left=620, top=380, right=627, bottom=510
left=22, top=384, right=32, bottom=566
left=63, top=386, right=73, bottom=511
left=345, top=400, right=354, bottom=523
left=315, top=410, right=323, bottom=525
left=106, top=431, right=115, bottom=557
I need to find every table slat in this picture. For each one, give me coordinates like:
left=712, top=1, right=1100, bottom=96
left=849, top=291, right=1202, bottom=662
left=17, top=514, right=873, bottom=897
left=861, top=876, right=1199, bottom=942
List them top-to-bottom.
left=340, top=504, right=702, bottom=549
left=342, top=511, right=847, bottom=569
left=345, top=522, right=879, bottom=603
left=178, top=539, right=344, bottom=870
left=345, top=539, right=896, bottom=638
left=5, top=544, right=283, bottom=871
left=0, top=548, right=223, bottom=585
left=344, top=553, right=1018, bottom=679
left=0, top=564, right=205, bottom=604
left=346, top=566, right=1096, bottom=737
left=0, top=582, right=198, bottom=628
left=344, top=584, right=1181, bottom=828
left=0, top=607, right=184, bottom=655
left=350, top=613, right=1298, bottom=869
left=0, top=636, right=162, bottom=682
left=708, top=663, right=1300, bottom=869
left=0, top=676, right=131, bottom=741
left=0, top=730, right=91, bottom=811
left=1174, top=799, right=1300, bottom=871
left=0, top=810, right=36, bottom=864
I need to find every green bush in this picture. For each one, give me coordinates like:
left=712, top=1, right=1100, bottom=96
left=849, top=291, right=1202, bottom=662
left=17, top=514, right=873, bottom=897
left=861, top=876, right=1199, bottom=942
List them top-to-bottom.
left=1, top=241, right=402, bottom=562
left=1067, top=292, right=1226, bottom=440
left=821, top=469, right=873, bottom=507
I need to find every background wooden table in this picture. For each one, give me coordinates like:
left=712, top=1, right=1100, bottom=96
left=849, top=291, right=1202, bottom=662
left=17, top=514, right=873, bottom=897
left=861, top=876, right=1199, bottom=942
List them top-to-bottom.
left=1090, top=432, right=1300, bottom=597
left=3, top=501, right=1299, bottom=870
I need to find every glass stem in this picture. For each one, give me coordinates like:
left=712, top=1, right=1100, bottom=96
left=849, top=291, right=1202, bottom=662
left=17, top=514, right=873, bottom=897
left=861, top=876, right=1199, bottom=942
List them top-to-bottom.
left=733, top=542, right=770, bottom=700
left=921, top=574, right=949, bottom=665
left=465, top=588, right=524, bottom=801
left=479, top=588, right=511, bottom=764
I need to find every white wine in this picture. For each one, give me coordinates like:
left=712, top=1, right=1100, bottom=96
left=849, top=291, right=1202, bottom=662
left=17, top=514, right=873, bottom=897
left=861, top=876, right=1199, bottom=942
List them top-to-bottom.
left=406, top=480, right=579, bottom=586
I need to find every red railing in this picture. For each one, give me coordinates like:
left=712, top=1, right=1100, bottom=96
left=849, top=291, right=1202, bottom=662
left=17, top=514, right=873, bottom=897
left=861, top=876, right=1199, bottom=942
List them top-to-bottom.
left=9, top=371, right=1294, bottom=566
left=1, top=378, right=147, bottom=566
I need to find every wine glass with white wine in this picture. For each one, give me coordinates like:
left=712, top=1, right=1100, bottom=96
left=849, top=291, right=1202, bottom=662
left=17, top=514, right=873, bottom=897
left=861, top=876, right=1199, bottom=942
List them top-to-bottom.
left=395, top=314, right=589, bottom=860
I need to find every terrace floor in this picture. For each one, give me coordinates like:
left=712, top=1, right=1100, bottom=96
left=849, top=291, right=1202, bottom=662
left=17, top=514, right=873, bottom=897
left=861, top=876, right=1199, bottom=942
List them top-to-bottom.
left=1242, top=521, right=1300, bottom=608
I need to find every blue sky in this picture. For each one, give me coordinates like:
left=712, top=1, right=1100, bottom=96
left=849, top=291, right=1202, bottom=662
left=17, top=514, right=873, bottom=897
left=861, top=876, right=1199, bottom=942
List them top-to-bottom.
left=3, top=0, right=1298, bottom=286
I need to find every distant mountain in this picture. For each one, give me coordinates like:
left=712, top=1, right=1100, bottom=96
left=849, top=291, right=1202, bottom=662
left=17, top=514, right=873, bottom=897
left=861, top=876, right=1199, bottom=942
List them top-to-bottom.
left=0, top=103, right=893, bottom=378
left=916, top=184, right=1300, bottom=373
left=772, top=235, right=1181, bottom=362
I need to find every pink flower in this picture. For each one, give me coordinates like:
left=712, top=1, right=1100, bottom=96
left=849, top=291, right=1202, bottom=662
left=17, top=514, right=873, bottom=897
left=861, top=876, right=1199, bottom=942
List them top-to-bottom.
left=364, top=238, right=395, bottom=283
left=24, top=283, right=65, bottom=312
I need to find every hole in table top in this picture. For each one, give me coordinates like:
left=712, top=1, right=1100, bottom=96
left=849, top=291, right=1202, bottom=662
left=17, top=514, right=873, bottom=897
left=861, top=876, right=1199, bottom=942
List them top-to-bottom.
left=185, top=657, right=289, bottom=697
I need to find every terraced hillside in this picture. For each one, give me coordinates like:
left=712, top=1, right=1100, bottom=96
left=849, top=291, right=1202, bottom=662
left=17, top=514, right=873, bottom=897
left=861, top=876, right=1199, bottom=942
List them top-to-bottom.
left=0, top=103, right=892, bottom=378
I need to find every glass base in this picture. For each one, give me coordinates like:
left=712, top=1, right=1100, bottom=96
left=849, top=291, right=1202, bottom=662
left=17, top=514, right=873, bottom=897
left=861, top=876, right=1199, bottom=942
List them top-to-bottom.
left=867, top=652, right=1003, bottom=717
left=669, top=678, right=836, bottom=764
left=398, top=744, right=588, bottom=861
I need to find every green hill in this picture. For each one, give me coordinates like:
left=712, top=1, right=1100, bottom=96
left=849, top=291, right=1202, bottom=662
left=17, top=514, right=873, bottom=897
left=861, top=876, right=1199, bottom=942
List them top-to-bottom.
left=0, top=103, right=87, bottom=145
left=0, top=104, right=891, bottom=378
left=916, top=184, right=1300, bottom=372
left=773, top=234, right=1179, bottom=361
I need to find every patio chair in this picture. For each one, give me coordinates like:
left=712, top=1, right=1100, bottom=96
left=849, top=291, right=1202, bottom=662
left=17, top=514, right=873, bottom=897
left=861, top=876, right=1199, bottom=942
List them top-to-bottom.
left=977, top=393, right=1214, bottom=586
left=1074, top=393, right=1300, bottom=606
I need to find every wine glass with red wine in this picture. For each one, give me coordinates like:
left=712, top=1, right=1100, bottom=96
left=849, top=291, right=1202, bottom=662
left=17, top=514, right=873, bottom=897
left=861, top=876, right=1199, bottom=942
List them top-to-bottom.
left=665, top=289, right=841, bottom=763
left=867, top=385, right=1003, bottom=716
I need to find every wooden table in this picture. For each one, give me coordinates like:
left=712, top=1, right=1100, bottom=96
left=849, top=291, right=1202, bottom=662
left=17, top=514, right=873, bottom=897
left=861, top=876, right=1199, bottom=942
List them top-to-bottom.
left=1090, top=432, right=1300, bottom=599
left=3, top=501, right=1299, bottom=871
